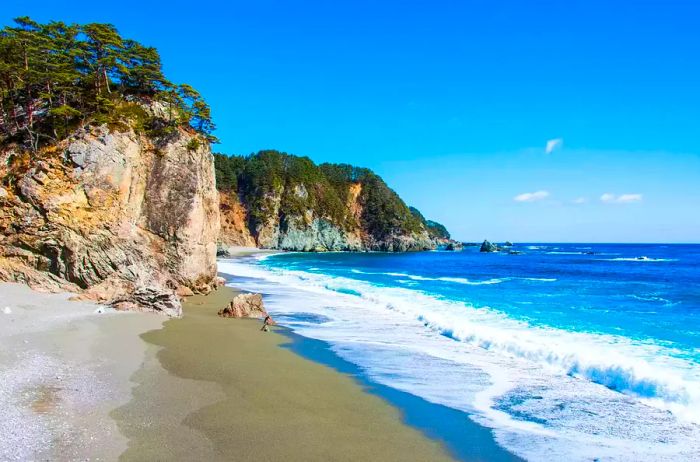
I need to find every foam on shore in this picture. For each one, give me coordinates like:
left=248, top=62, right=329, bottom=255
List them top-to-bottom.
left=218, top=257, right=700, bottom=461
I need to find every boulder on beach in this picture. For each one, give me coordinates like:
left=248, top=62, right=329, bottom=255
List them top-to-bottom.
left=218, top=293, right=269, bottom=319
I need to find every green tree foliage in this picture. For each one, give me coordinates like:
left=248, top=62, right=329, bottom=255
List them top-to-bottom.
left=0, top=17, right=216, bottom=150
left=214, top=151, right=432, bottom=240
left=409, top=207, right=450, bottom=239
left=425, top=220, right=450, bottom=239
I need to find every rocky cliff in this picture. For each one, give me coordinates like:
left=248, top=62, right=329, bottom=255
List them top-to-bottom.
left=0, top=123, right=220, bottom=316
left=215, top=151, right=445, bottom=253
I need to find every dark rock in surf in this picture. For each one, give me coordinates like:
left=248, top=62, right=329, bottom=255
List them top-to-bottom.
left=480, top=240, right=500, bottom=253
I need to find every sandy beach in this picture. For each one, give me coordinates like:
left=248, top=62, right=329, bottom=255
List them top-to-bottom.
left=1, top=276, right=457, bottom=461
left=0, top=283, right=163, bottom=460
left=114, top=286, right=454, bottom=461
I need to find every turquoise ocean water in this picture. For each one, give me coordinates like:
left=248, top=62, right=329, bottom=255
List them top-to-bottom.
left=219, top=244, right=700, bottom=461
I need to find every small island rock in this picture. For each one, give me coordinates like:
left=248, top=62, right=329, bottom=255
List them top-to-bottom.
left=480, top=240, right=500, bottom=253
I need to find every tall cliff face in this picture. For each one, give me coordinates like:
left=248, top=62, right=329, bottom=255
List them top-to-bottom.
left=0, top=126, right=220, bottom=316
left=215, top=151, right=441, bottom=253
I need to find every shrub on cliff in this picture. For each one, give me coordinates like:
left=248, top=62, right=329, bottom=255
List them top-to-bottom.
left=0, top=17, right=216, bottom=151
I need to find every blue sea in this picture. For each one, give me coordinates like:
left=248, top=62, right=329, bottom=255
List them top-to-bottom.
left=219, top=244, right=700, bottom=461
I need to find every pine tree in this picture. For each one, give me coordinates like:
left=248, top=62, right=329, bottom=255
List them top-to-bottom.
left=0, top=17, right=218, bottom=151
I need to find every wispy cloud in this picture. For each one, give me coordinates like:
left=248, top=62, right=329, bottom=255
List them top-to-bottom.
left=545, top=138, right=563, bottom=154
left=514, top=190, right=550, bottom=202
left=600, top=193, right=643, bottom=203
left=617, top=193, right=643, bottom=203
left=572, top=197, right=587, bottom=204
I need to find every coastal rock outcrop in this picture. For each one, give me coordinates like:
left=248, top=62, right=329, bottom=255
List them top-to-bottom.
left=0, top=125, right=220, bottom=316
left=480, top=240, right=500, bottom=253
left=445, top=241, right=463, bottom=251
left=218, top=292, right=269, bottom=318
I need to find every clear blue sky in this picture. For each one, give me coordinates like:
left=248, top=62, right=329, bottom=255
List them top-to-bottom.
left=4, top=0, right=699, bottom=242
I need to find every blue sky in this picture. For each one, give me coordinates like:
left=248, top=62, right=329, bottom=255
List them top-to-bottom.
left=4, top=0, right=699, bottom=242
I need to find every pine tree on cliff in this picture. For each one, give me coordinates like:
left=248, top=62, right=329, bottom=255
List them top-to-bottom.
left=0, top=16, right=217, bottom=151
left=81, top=23, right=123, bottom=97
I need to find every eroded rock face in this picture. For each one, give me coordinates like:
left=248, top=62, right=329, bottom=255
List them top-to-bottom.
left=0, top=125, right=220, bottom=316
left=217, top=181, right=435, bottom=253
left=218, top=191, right=256, bottom=249
left=278, top=217, right=363, bottom=252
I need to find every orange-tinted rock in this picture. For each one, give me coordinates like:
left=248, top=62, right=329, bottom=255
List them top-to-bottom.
left=0, top=118, right=220, bottom=317
left=218, top=293, right=268, bottom=319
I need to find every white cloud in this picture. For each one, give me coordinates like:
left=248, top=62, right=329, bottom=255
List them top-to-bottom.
left=545, top=138, right=563, bottom=154
left=514, top=190, right=550, bottom=202
left=600, top=193, right=643, bottom=204
left=617, top=193, right=643, bottom=203
left=572, top=197, right=587, bottom=204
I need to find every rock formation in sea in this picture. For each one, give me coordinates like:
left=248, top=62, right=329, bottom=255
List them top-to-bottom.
left=0, top=112, right=220, bottom=316
left=215, top=151, right=453, bottom=253
left=480, top=240, right=501, bottom=252
left=445, top=241, right=464, bottom=251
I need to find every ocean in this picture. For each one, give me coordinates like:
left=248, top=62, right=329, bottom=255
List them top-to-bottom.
left=218, top=244, right=700, bottom=461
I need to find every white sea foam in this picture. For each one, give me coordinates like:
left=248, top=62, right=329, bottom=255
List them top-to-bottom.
left=602, top=257, right=678, bottom=262
left=218, top=258, right=700, bottom=461
left=349, top=269, right=554, bottom=285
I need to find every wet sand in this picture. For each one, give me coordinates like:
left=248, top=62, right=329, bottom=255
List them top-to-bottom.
left=114, top=286, right=455, bottom=461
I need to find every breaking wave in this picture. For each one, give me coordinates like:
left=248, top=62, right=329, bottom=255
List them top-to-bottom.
left=218, top=256, right=700, bottom=461
left=220, top=259, right=699, bottom=419
left=349, top=269, right=555, bottom=285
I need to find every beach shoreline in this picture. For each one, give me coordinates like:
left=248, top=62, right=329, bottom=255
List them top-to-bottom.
left=2, top=262, right=487, bottom=461
left=114, top=284, right=457, bottom=461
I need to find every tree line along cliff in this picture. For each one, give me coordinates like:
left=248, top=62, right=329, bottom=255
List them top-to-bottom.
left=214, top=151, right=451, bottom=252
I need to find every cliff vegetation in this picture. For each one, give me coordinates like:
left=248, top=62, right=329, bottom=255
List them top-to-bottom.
left=0, top=16, right=216, bottom=153
left=215, top=151, right=450, bottom=251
